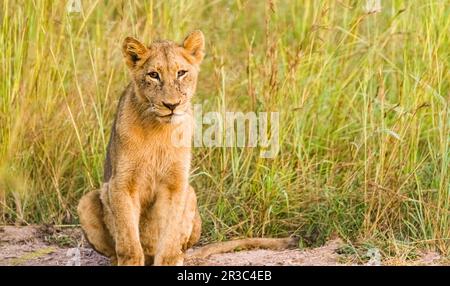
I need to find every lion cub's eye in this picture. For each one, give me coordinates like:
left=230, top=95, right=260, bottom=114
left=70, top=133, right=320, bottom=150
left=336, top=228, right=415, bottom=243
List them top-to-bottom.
left=177, top=70, right=187, bottom=78
left=147, top=71, right=160, bottom=80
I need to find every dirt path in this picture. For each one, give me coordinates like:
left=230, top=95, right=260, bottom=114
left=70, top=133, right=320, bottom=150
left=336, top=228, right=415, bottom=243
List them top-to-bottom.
left=0, top=225, right=444, bottom=266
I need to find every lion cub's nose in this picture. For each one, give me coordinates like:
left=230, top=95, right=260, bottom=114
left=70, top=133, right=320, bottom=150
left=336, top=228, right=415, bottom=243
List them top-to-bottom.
left=162, top=101, right=180, bottom=111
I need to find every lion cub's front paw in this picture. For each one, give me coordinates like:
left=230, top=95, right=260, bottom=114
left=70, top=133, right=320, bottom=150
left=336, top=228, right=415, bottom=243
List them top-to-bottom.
left=116, top=251, right=145, bottom=266
left=154, top=253, right=184, bottom=266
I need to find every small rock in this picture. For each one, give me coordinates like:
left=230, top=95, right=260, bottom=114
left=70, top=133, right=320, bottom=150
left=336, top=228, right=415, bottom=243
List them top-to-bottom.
left=66, top=248, right=81, bottom=266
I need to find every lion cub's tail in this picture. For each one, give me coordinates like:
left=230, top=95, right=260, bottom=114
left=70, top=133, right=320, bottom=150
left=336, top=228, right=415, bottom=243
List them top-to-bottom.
left=188, top=237, right=298, bottom=259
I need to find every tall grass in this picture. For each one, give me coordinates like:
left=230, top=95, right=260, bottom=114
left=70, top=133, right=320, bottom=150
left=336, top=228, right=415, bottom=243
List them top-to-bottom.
left=0, top=0, right=449, bottom=257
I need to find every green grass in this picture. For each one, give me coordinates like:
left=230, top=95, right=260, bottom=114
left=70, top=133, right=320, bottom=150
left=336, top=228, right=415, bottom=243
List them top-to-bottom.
left=1, top=0, right=449, bottom=258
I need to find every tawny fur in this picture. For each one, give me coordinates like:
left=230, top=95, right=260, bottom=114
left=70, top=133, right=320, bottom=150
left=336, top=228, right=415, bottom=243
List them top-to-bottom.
left=77, top=31, right=295, bottom=266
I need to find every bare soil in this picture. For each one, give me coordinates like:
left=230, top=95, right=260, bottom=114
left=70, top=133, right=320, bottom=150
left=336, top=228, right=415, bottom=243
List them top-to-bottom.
left=0, top=225, right=445, bottom=266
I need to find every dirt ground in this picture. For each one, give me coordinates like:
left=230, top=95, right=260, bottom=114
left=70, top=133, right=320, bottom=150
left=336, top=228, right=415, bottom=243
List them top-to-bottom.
left=0, top=225, right=446, bottom=266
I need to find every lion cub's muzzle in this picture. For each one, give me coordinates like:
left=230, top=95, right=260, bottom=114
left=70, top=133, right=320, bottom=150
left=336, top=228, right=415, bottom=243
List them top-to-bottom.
left=153, top=101, right=188, bottom=123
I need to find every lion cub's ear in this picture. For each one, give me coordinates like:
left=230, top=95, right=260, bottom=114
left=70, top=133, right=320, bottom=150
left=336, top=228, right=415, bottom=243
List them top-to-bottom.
left=183, top=30, right=205, bottom=64
left=122, top=37, right=150, bottom=68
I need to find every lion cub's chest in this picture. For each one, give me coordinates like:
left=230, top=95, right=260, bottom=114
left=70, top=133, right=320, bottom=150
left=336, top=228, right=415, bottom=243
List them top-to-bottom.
left=121, top=125, right=190, bottom=201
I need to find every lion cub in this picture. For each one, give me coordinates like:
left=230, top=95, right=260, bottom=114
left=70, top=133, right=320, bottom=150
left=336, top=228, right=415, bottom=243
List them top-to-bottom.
left=77, top=31, right=204, bottom=266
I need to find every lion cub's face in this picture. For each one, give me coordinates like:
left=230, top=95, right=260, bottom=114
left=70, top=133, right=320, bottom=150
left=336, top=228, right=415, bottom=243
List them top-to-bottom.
left=123, top=31, right=205, bottom=124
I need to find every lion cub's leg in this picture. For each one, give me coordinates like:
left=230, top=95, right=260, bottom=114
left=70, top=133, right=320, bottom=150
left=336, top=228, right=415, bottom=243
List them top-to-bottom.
left=100, top=181, right=144, bottom=266
left=150, top=183, right=188, bottom=266
left=151, top=184, right=200, bottom=265
left=140, top=185, right=201, bottom=265
left=77, top=189, right=117, bottom=264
